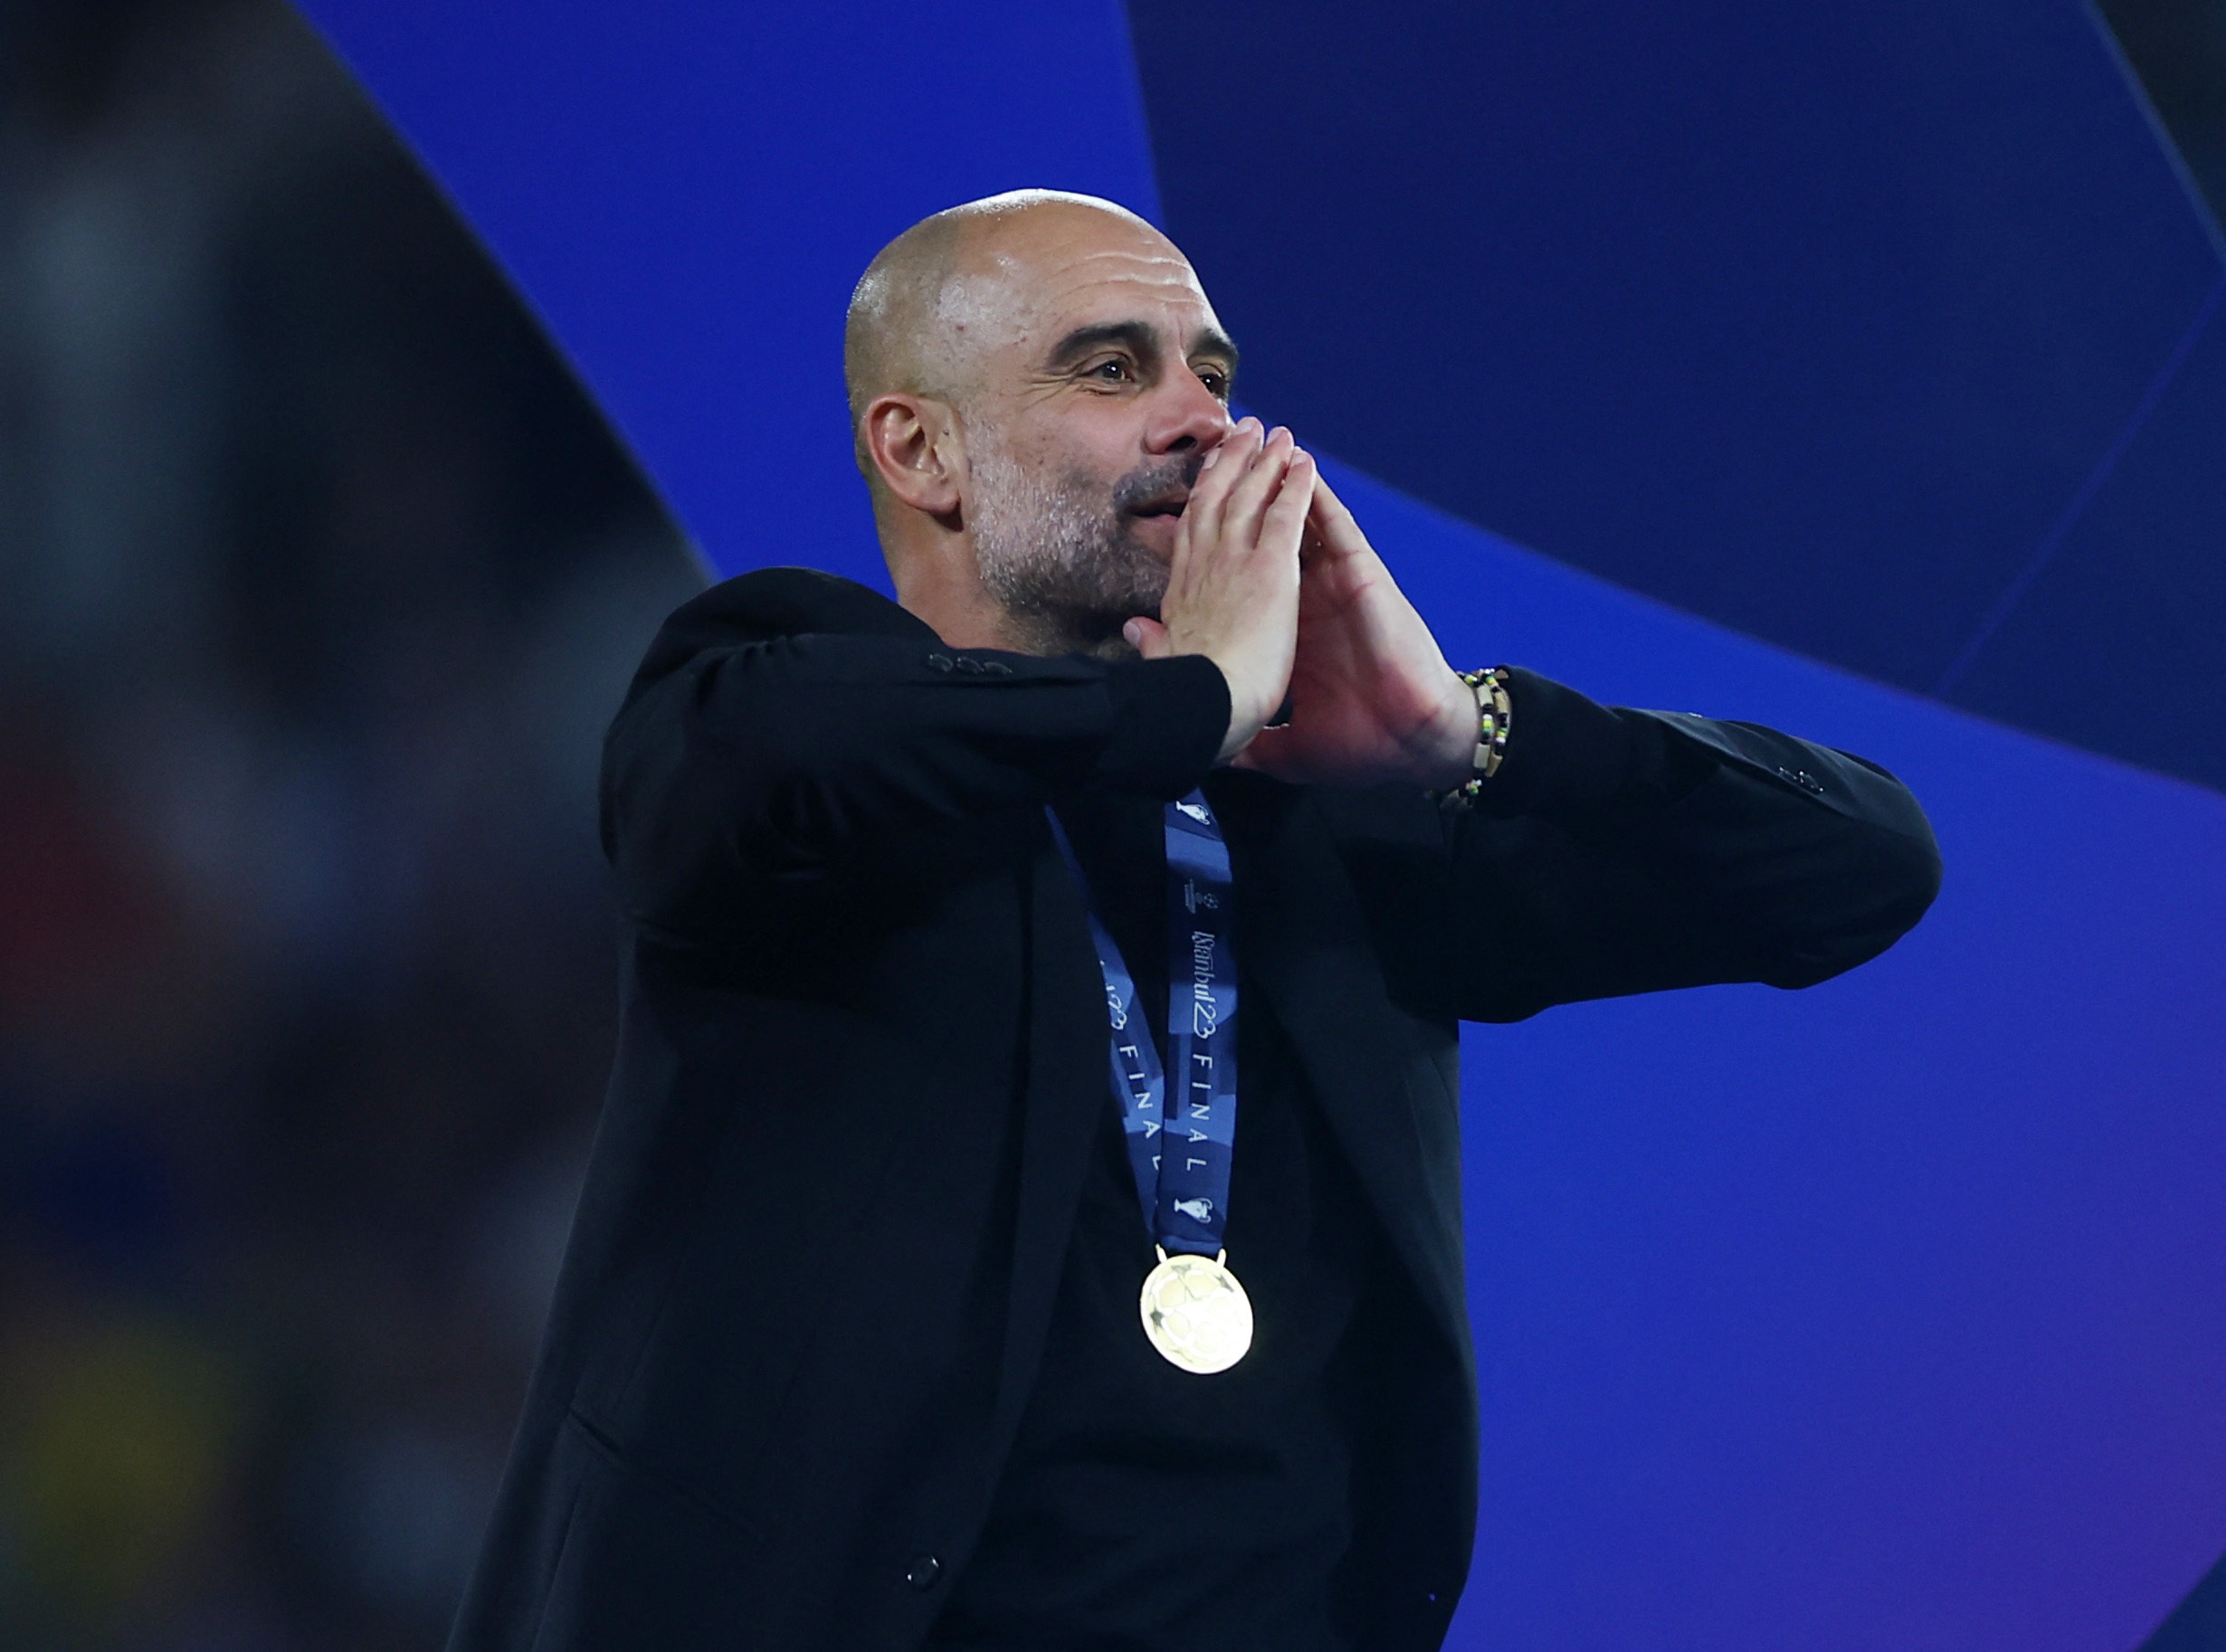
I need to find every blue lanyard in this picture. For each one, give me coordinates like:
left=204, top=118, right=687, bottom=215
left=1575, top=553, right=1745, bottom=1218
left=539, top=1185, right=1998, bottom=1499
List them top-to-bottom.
left=1051, top=791, right=1239, bottom=1259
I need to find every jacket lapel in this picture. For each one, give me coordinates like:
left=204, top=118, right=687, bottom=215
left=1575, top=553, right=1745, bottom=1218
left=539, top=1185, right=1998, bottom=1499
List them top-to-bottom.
left=1205, top=774, right=1471, bottom=1359
left=994, top=777, right=1474, bottom=1412
left=989, top=836, right=1119, bottom=1439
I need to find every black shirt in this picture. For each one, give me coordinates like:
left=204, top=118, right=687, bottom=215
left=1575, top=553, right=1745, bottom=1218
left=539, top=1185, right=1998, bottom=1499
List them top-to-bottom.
left=928, top=787, right=1392, bottom=1651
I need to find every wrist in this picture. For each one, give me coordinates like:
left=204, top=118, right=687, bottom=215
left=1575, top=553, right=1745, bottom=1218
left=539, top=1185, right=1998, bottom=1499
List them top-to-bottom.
left=1430, top=666, right=1514, bottom=805
left=1418, top=668, right=1484, bottom=789
left=1216, top=683, right=1278, bottom=764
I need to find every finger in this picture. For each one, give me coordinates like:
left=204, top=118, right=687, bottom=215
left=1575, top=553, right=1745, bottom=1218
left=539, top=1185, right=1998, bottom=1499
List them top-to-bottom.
left=1197, top=413, right=1258, bottom=476
left=1194, top=415, right=1261, bottom=492
left=1185, top=418, right=1263, bottom=541
left=1220, top=425, right=1298, bottom=549
left=1184, top=427, right=1255, bottom=556
left=1258, top=448, right=1317, bottom=559
left=1306, top=467, right=1365, bottom=555
left=1122, top=615, right=1171, bottom=658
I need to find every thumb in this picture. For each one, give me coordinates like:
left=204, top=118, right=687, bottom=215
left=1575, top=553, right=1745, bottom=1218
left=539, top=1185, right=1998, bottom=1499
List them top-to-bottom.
left=1123, top=616, right=1172, bottom=659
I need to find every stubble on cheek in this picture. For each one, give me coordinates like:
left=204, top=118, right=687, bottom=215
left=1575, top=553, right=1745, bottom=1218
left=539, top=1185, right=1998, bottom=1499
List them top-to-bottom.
left=971, top=451, right=1179, bottom=648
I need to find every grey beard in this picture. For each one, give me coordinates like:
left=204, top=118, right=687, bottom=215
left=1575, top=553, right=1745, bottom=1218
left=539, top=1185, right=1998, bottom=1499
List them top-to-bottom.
left=969, top=437, right=1194, bottom=656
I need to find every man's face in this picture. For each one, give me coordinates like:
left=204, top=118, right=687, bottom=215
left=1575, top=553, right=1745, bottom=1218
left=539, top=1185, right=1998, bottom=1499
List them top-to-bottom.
left=953, top=211, right=1238, bottom=650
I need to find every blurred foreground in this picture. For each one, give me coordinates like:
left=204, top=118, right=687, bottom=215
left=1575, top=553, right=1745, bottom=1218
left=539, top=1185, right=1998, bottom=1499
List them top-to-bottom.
left=0, top=1, right=700, bottom=1645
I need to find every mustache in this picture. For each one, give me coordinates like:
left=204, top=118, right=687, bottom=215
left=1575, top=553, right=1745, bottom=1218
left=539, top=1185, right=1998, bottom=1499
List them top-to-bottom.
left=1110, top=451, right=1206, bottom=515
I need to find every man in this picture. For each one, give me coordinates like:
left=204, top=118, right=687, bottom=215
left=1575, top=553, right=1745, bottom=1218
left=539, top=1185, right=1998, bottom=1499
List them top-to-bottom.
left=450, top=191, right=1939, bottom=1652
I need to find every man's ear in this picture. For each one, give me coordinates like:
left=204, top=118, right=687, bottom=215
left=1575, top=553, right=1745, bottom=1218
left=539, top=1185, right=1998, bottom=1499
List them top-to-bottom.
left=861, top=393, right=963, bottom=519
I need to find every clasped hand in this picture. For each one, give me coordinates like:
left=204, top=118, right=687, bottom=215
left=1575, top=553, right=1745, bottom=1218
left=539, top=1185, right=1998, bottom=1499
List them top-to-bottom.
left=1122, top=417, right=1479, bottom=789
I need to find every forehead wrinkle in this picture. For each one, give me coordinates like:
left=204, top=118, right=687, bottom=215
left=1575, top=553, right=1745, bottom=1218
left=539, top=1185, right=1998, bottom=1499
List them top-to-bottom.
left=849, top=195, right=1218, bottom=432
left=971, top=224, right=1203, bottom=298
left=1059, top=243, right=1194, bottom=272
left=1043, top=251, right=1206, bottom=298
left=1022, top=267, right=1222, bottom=350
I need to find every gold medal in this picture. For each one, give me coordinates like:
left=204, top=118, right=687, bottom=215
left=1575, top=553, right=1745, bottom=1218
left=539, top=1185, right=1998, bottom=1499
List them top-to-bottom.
left=1138, top=1247, right=1253, bottom=1374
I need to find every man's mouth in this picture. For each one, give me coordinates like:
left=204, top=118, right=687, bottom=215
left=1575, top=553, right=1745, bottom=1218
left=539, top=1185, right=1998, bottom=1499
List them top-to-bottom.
left=1130, top=494, right=1188, bottom=520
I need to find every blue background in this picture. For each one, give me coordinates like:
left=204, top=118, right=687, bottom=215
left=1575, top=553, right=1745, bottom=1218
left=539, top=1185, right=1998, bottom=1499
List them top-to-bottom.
left=290, top=2, right=2226, bottom=1646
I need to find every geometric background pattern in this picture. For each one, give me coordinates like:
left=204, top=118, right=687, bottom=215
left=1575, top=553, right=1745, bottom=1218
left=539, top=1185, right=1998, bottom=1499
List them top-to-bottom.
left=1129, top=0, right=2226, bottom=793
left=291, top=3, right=2226, bottom=1646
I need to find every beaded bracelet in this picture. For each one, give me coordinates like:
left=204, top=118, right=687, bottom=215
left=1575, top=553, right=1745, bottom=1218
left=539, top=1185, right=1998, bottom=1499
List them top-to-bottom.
left=1437, top=666, right=1513, bottom=808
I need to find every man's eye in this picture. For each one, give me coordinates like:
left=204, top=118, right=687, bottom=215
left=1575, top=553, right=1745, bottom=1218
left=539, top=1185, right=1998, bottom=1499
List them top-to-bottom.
left=1089, top=359, right=1132, bottom=383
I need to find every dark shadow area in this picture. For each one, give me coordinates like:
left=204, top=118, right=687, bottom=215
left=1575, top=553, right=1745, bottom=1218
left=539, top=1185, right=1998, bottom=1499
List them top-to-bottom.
left=0, top=0, right=703, bottom=1646
left=2101, top=0, right=2226, bottom=233
left=2143, top=1547, right=2226, bottom=1652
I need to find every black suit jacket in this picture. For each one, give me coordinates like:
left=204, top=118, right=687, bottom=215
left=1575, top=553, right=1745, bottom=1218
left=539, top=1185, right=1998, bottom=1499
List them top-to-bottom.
left=449, top=567, right=1940, bottom=1652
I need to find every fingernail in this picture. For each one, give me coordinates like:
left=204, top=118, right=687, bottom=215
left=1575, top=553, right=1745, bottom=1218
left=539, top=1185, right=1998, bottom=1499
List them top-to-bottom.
left=1200, top=445, right=1222, bottom=470
left=1122, top=620, right=1142, bottom=647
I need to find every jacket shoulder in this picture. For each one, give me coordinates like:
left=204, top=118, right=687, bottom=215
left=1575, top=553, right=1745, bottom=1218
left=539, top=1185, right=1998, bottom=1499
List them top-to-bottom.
left=624, top=566, right=937, bottom=705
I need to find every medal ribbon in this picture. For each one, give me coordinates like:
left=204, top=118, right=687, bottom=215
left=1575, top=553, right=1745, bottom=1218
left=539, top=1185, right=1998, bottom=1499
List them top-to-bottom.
left=1051, top=791, right=1238, bottom=1259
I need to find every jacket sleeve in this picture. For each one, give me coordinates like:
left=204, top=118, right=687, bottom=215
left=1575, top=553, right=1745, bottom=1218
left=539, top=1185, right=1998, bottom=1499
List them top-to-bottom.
left=598, top=583, right=1230, bottom=934
left=1432, top=669, right=1942, bottom=1022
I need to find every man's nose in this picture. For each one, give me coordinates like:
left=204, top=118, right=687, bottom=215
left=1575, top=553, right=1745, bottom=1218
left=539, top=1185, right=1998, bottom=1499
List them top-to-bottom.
left=1146, top=368, right=1234, bottom=456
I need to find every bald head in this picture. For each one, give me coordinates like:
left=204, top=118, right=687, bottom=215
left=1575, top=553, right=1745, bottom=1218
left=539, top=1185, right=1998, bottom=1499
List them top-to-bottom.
left=842, top=190, right=1170, bottom=466
left=842, top=190, right=1238, bottom=654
